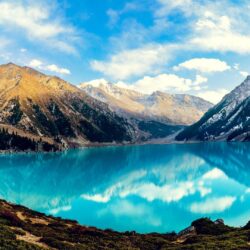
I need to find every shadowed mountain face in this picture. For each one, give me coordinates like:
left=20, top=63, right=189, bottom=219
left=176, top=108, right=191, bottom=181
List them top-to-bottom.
left=0, top=63, right=135, bottom=147
left=176, top=77, right=250, bottom=142
left=80, top=80, right=213, bottom=126
left=0, top=143, right=249, bottom=233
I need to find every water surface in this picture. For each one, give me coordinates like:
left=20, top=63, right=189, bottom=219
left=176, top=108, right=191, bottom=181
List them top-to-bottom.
left=0, top=142, right=249, bottom=233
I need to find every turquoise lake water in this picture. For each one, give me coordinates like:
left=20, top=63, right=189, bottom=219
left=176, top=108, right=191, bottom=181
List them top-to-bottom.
left=0, top=142, right=249, bottom=233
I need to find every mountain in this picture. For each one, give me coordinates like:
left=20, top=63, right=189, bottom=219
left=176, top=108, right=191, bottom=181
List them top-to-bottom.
left=0, top=63, right=135, bottom=149
left=0, top=63, right=214, bottom=151
left=176, top=76, right=250, bottom=141
left=80, top=80, right=213, bottom=126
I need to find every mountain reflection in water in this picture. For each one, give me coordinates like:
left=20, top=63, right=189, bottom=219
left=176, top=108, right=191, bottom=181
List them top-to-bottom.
left=0, top=142, right=249, bottom=233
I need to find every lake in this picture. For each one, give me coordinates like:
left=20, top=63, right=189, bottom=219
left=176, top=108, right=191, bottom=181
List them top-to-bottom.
left=0, top=142, right=249, bottom=233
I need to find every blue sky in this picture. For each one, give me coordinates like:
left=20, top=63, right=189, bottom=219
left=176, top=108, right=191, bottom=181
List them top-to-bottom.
left=0, top=0, right=250, bottom=103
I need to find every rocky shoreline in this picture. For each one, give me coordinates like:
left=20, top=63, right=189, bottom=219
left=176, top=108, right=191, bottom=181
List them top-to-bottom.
left=0, top=199, right=249, bottom=249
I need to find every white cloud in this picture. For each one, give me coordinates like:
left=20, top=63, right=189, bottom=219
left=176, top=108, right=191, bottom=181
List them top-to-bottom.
left=92, top=0, right=250, bottom=90
left=155, top=0, right=193, bottom=17
left=0, top=1, right=77, bottom=54
left=92, top=1, right=250, bottom=84
left=155, top=1, right=250, bottom=54
left=0, top=2, right=65, bottom=38
left=155, top=2, right=250, bottom=55
left=107, top=3, right=140, bottom=27
left=107, top=9, right=120, bottom=27
left=191, top=12, right=250, bottom=54
left=91, top=44, right=176, bottom=80
left=20, top=48, right=27, bottom=53
left=176, top=58, right=231, bottom=73
left=29, top=59, right=71, bottom=75
left=29, top=59, right=43, bottom=68
left=46, top=64, right=71, bottom=75
left=232, top=64, right=249, bottom=78
left=233, top=64, right=239, bottom=70
left=240, top=71, right=249, bottom=78
left=84, top=73, right=208, bottom=95
left=115, top=73, right=207, bottom=94
left=132, top=74, right=192, bottom=94
left=193, top=75, right=208, bottom=88
left=80, top=79, right=110, bottom=88
left=115, top=81, right=135, bottom=90
left=197, top=89, right=229, bottom=104
left=81, top=164, right=216, bottom=205
left=202, top=168, right=226, bottom=180
left=81, top=170, right=147, bottom=203
left=82, top=179, right=208, bottom=204
left=122, top=181, right=196, bottom=203
left=240, top=188, right=250, bottom=202
left=82, top=194, right=110, bottom=203
left=190, top=196, right=236, bottom=214
left=98, top=200, right=162, bottom=227
left=99, top=200, right=147, bottom=217
left=49, top=205, right=72, bottom=215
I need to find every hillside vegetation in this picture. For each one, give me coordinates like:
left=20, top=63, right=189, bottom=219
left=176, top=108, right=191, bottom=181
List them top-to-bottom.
left=0, top=200, right=249, bottom=249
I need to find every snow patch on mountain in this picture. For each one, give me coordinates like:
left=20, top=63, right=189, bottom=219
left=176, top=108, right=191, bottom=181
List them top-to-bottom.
left=176, top=76, right=250, bottom=141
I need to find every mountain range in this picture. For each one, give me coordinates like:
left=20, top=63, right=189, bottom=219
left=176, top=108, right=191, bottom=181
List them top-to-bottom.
left=0, top=62, right=249, bottom=151
left=0, top=63, right=213, bottom=150
left=176, top=76, right=250, bottom=142
left=80, top=79, right=212, bottom=126
left=80, top=79, right=213, bottom=142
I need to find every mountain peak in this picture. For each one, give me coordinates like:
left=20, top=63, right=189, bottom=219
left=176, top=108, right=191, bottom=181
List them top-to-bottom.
left=1, top=62, right=21, bottom=69
left=2, top=62, right=36, bottom=72
left=6, top=62, right=17, bottom=66
left=1, top=64, right=74, bottom=84
left=245, top=75, right=250, bottom=81
left=80, top=79, right=111, bottom=88
left=151, top=91, right=172, bottom=98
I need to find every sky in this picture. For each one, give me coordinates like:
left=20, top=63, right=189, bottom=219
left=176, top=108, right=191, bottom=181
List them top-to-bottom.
left=0, top=0, right=250, bottom=103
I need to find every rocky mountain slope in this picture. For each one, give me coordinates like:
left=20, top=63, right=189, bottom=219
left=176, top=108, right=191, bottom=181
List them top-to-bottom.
left=0, top=63, right=135, bottom=149
left=176, top=76, right=250, bottom=141
left=80, top=79, right=213, bottom=125
left=0, top=199, right=249, bottom=249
